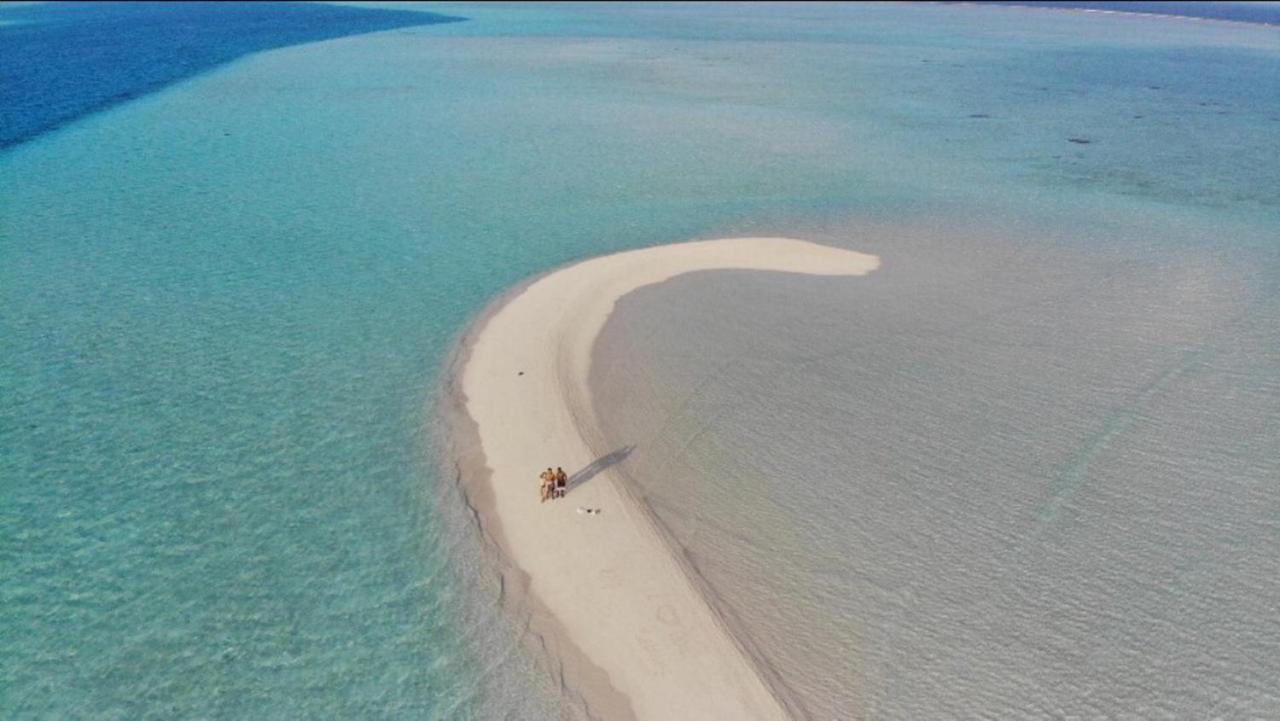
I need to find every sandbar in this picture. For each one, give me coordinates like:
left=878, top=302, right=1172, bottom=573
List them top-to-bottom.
left=445, top=237, right=880, bottom=720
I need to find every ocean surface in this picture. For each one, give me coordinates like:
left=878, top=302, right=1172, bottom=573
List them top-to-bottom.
left=0, top=2, right=460, bottom=151
left=3, top=2, right=1278, bottom=719
left=972, top=2, right=1280, bottom=26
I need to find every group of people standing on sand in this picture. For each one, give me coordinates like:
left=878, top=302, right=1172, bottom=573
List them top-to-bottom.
left=539, top=466, right=568, bottom=503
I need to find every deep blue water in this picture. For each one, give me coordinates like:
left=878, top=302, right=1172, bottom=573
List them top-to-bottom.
left=0, top=2, right=462, bottom=151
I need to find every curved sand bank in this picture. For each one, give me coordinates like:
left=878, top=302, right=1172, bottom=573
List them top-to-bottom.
left=449, top=238, right=880, bottom=720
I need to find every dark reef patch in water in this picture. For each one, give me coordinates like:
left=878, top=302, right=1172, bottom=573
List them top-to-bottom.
left=0, top=2, right=464, bottom=151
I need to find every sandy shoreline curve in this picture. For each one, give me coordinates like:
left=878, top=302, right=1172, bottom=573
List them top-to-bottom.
left=444, top=237, right=880, bottom=720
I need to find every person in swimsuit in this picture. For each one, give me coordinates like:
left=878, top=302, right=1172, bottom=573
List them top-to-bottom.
left=555, top=467, right=568, bottom=499
left=539, top=468, right=555, bottom=503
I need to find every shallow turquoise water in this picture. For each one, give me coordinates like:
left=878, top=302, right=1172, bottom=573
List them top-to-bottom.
left=3, top=3, right=1278, bottom=718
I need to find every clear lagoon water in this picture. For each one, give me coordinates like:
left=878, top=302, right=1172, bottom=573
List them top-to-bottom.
left=2, top=3, right=1278, bottom=719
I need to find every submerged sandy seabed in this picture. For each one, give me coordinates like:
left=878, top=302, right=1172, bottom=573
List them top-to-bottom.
left=443, top=238, right=879, bottom=720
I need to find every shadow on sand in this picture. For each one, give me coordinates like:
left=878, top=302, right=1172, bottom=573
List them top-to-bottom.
left=567, top=446, right=635, bottom=495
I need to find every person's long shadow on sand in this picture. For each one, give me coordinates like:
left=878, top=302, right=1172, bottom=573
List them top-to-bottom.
left=567, top=446, right=634, bottom=495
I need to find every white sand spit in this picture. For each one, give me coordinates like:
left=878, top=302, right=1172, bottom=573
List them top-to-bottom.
left=454, top=237, right=880, bottom=720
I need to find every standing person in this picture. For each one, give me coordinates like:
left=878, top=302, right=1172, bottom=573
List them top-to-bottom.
left=555, top=467, right=568, bottom=499
left=539, top=468, right=555, bottom=503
